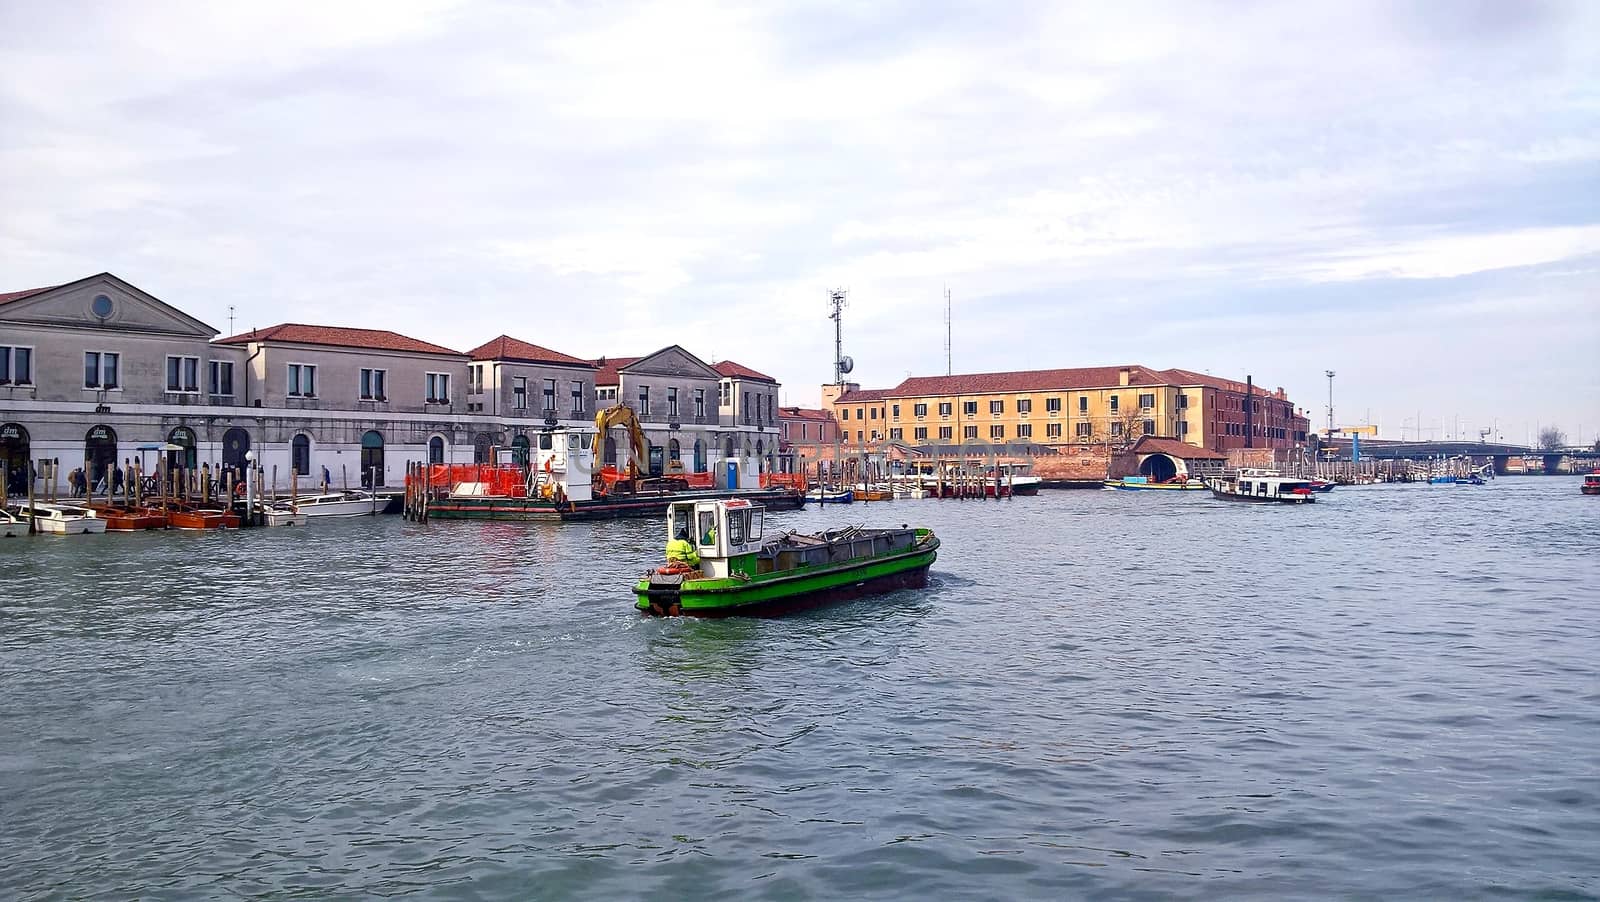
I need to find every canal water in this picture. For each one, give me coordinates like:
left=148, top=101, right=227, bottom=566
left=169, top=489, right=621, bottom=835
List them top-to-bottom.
left=2, top=479, right=1596, bottom=899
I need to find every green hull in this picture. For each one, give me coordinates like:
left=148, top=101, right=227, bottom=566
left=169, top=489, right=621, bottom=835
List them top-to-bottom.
left=635, top=533, right=939, bottom=617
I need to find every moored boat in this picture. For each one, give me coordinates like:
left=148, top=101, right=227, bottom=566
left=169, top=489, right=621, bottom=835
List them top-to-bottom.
left=1205, top=469, right=1317, bottom=504
left=1582, top=470, right=1600, bottom=495
left=1103, top=475, right=1207, bottom=491
left=805, top=488, right=855, bottom=504
left=294, top=491, right=384, bottom=518
left=635, top=499, right=939, bottom=617
left=162, top=501, right=238, bottom=530
left=258, top=502, right=308, bottom=527
left=10, top=503, right=108, bottom=534
left=87, top=504, right=167, bottom=530
left=1, top=507, right=25, bottom=537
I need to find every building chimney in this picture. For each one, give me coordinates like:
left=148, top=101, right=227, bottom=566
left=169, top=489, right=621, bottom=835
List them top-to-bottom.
left=1118, top=367, right=1131, bottom=387
left=1244, top=375, right=1254, bottom=449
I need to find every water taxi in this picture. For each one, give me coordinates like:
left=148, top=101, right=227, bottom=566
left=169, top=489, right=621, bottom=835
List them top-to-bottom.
left=1206, top=469, right=1317, bottom=504
left=1582, top=470, right=1600, bottom=495
left=295, top=491, right=384, bottom=518
left=635, top=499, right=939, bottom=617
left=10, top=503, right=108, bottom=533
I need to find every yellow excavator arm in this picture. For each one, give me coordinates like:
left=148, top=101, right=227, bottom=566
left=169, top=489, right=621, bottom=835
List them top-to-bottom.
left=592, top=402, right=649, bottom=479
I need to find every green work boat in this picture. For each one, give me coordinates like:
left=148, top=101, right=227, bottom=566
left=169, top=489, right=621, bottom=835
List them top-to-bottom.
left=635, top=499, right=940, bottom=617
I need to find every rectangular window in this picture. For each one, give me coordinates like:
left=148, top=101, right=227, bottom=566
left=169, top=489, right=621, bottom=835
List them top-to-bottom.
left=0, top=345, right=33, bottom=385
left=84, top=351, right=119, bottom=389
left=165, top=355, right=200, bottom=393
left=209, top=360, right=233, bottom=396
left=286, top=362, right=316, bottom=398
left=360, top=367, right=387, bottom=400
left=426, top=372, right=450, bottom=403
left=513, top=376, right=527, bottom=410
left=543, top=378, right=556, bottom=411
left=572, top=381, right=584, bottom=415
left=718, top=382, right=730, bottom=406
left=638, top=385, right=650, bottom=416
left=669, top=387, right=679, bottom=417
left=694, top=388, right=706, bottom=418
left=743, top=391, right=751, bottom=423
left=1139, top=393, right=1155, bottom=409
left=1177, top=394, right=1189, bottom=409
left=1110, top=395, right=1120, bottom=413
left=1078, top=396, right=1088, bottom=413
left=1046, top=397, right=1061, bottom=413
left=1018, top=399, right=1032, bottom=414
left=963, top=400, right=978, bottom=416
left=989, top=400, right=1004, bottom=415
left=939, top=402, right=952, bottom=417
left=913, top=403, right=927, bottom=417
left=892, top=404, right=901, bottom=419
left=868, top=406, right=877, bottom=420
left=856, top=407, right=865, bottom=421
left=840, top=409, right=849, bottom=421
left=1143, top=419, right=1155, bottom=435
left=1076, top=421, right=1093, bottom=437
left=1111, top=421, right=1124, bottom=436
left=1046, top=422, right=1062, bottom=438
left=1018, top=423, right=1033, bottom=438
left=990, top=424, right=1004, bottom=439
left=964, top=425, right=978, bottom=439
left=912, top=426, right=927, bottom=440
left=939, top=426, right=952, bottom=440
left=890, top=428, right=904, bottom=440
left=856, top=430, right=863, bottom=443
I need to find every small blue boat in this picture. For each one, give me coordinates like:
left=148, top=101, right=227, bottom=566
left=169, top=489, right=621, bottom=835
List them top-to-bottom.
left=805, top=489, right=855, bottom=504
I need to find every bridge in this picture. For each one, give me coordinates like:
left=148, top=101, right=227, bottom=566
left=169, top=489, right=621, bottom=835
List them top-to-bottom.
left=1318, top=439, right=1600, bottom=473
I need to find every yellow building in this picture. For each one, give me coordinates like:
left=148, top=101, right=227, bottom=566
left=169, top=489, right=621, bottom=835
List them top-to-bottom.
left=825, top=365, right=1309, bottom=455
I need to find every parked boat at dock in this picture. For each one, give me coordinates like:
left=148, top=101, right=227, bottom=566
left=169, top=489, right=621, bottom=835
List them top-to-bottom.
left=1205, top=470, right=1317, bottom=504
left=1103, top=476, right=1206, bottom=491
left=806, top=488, right=855, bottom=504
left=294, top=491, right=385, bottom=518
left=634, top=499, right=939, bottom=617
left=161, top=501, right=239, bottom=530
left=9, top=503, right=108, bottom=534
left=87, top=504, right=167, bottom=530
left=1, top=508, right=26, bottom=537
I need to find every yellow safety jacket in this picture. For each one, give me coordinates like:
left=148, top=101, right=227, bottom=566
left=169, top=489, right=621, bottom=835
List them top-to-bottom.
left=666, top=538, right=700, bottom=567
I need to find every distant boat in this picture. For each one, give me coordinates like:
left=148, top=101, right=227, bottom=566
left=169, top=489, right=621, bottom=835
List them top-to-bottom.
left=1581, top=470, right=1599, bottom=496
left=1103, top=475, right=1207, bottom=491
left=805, top=488, right=855, bottom=504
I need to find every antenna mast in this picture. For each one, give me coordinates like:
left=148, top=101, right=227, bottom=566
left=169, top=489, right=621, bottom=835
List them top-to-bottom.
left=944, top=287, right=952, bottom=376
left=829, top=289, right=853, bottom=386
left=228, top=305, right=235, bottom=335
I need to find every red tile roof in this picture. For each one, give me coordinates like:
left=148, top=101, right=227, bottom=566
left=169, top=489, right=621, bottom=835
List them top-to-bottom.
left=0, top=285, right=57, bottom=306
left=215, top=323, right=462, bottom=356
left=468, top=334, right=593, bottom=367
left=591, top=356, right=641, bottom=386
left=714, top=360, right=776, bottom=382
left=886, top=366, right=1162, bottom=398
left=835, top=387, right=892, bottom=403
left=779, top=406, right=834, bottom=421
left=1130, top=436, right=1226, bottom=459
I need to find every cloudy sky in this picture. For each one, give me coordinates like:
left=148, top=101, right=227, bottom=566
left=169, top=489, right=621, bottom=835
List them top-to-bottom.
left=3, top=1, right=1597, bottom=443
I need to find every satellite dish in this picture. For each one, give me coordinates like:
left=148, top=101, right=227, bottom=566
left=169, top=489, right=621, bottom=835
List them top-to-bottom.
left=838, top=355, right=854, bottom=375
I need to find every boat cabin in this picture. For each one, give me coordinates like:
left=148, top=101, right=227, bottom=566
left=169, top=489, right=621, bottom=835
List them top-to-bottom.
left=666, top=499, right=764, bottom=577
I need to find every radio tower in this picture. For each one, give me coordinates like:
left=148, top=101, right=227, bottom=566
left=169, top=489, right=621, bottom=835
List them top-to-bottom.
left=944, top=287, right=952, bottom=376
left=829, top=289, right=853, bottom=385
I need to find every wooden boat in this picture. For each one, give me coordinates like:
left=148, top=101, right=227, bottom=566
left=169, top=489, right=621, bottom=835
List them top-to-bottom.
left=1205, top=469, right=1317, bottom=504
left=1582, top=470, right=1600, bottom=495
left=1103, top=476, right=1207, bottom=491
left=805, top=488, right=855, bottom=504
left=635, top=499, right=939, bottom=617
left=162, top=501, right=239, bottom=530
left=10, top=503, right=108, bottom=534
left=87, top=504, right=166, bottom=530
left=1, top=507, right=25, bottom=537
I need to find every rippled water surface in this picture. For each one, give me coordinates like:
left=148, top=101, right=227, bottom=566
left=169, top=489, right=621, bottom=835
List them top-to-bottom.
left=3, top=479, right=1598, bottom=899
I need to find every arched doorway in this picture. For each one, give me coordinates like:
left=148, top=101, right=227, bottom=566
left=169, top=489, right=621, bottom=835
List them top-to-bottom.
left=1, top=422, right=30, bottom=497
left=85, top=424, right=117, bottom=490
left=168, top=426, right=197, bottom=471
left=222, top=427, right=250, bottom=473
left=360, top=430, right=384, bottom=487
left=291, top=433, right=311, bottom=477
left=474, top=433, right=492, bottom=464
left=511, top=434, right=530, bottom=466
left=428, top=435, right=446, bottom=464
left=604, top=435, right=617, bottom=467
left=724, top=436, right=736, bottom=459
left=668, top=438, right=681, bottom=465
left=693, top=439, right=705, bottom=473
left=755, top=439, right=764, bottom=473
left=1138, top=453, right=1179, bottom=482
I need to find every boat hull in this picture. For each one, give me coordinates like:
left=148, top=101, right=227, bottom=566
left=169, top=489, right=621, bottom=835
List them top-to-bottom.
left=1103, top=479, right=1206, bottom=491
left=1581, top=484, right=1600, bottom=495
left=430, top=488, right=806, bottom=521
left=1208, top=488, right=1315, bottom=503
left=88, top=506, right=166, bottom=530
left=34, top=516, right=108, bottom=534
left=1, top=521, right=23, bottom=538
left=636, top=539, right=938, bottom=618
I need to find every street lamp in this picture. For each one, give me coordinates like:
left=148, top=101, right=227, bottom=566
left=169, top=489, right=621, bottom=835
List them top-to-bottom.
left=1324, top=370, right=1336, bottom=438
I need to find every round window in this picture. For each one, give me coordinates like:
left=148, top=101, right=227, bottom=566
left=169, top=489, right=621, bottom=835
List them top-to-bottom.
left=91, top=294, right=114, bottom=318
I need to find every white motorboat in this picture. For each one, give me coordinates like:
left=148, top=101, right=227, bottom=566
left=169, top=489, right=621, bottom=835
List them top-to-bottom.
left=1205, top=469, right=1317, bottom=504
left=292, top=491, right=382, bottom=518
left=10, top=502, right=109, bottom=534
left=259, top=502, right=309, bottom=527
left=1, top=507, right=25, bottom=537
